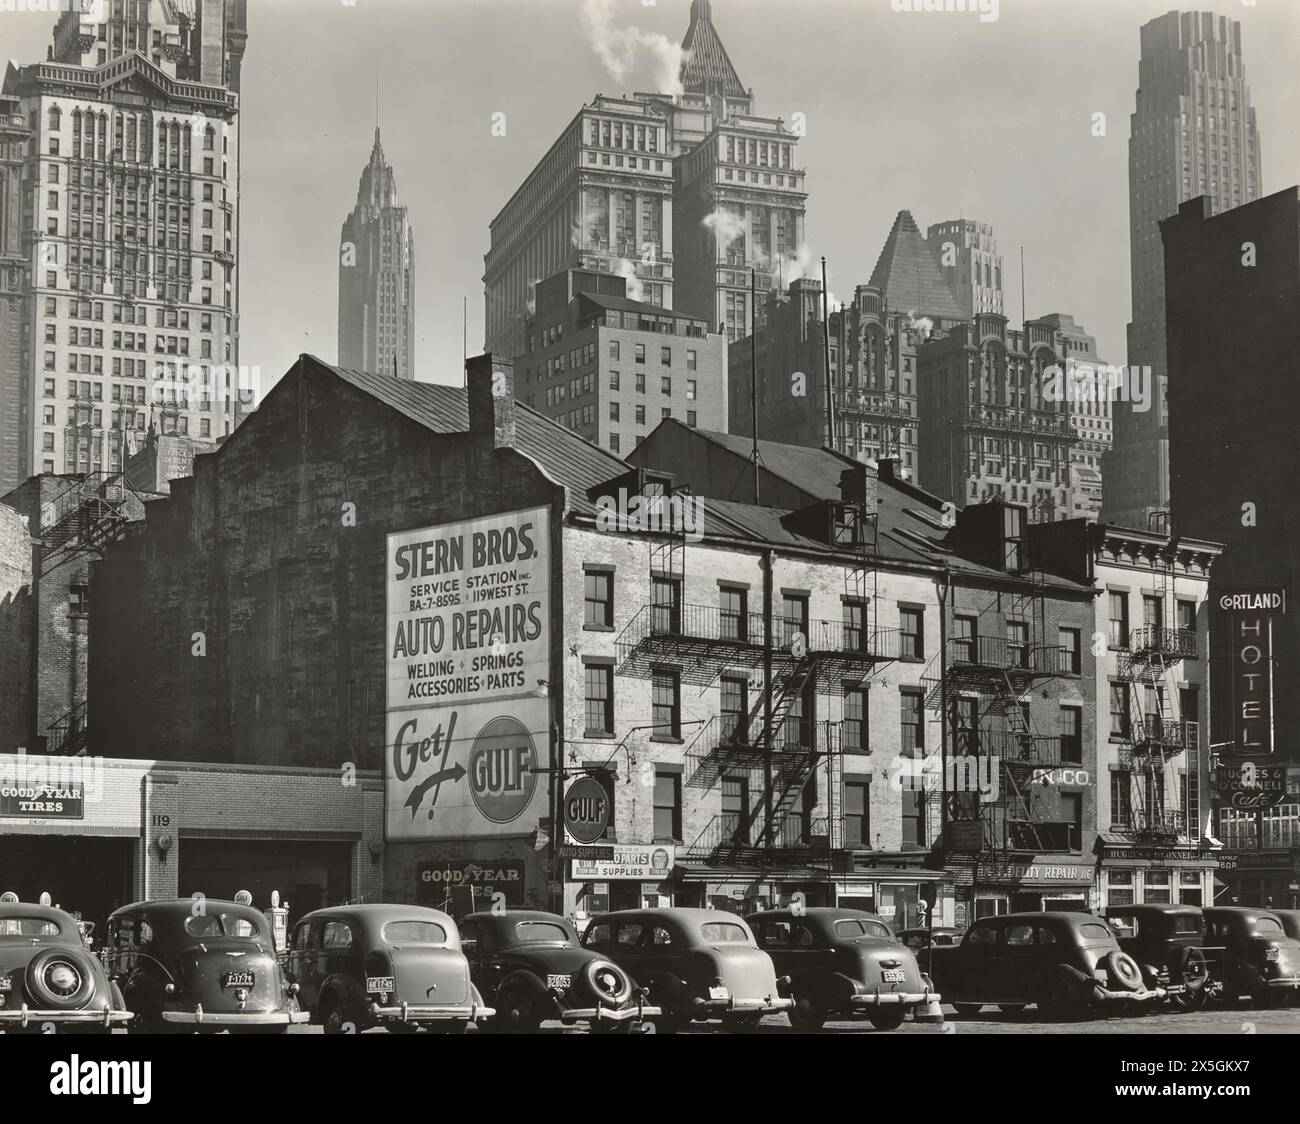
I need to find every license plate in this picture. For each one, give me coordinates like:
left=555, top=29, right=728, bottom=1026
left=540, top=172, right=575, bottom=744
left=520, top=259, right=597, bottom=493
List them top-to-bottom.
left=881, top=968, right=906, bottom=983
left=221, top=972, right=255, bottom=989
left=0, top=974, right=11, bottom=992
left=546, top=974, right=572, bottom=991
left=366, top=976, right=395, bottom=994
left=708, top=985, right=729, bottom=1001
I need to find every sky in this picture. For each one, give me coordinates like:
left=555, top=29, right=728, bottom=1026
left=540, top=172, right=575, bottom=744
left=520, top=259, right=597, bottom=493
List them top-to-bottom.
left=3, top=0, right=1298, bottom=396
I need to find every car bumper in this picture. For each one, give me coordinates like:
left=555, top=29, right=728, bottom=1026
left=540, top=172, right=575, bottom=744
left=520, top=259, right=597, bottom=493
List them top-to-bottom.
left=1264, top=976, right=1300, bottom=989
left=1092, top=984, right=1166, bottom=1003
left=849, top=988, right=940, bottom=1008
left=692, top=995, right=794, bottom=1015
left=369, top=1001, right=495, bottom=1023
left=558, top=1003, right=662, bottom=1025
left=0, top=1005, right=132, bottom=1028
left=162, top=1007, right=311, bottom=1026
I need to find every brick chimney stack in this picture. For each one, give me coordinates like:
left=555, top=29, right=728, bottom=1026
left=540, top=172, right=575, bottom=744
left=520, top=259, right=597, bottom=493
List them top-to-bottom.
left=466, top=353, right=516, bottom=449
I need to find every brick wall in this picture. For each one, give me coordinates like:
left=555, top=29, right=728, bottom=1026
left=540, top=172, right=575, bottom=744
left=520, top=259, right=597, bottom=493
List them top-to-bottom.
left=0, top=502, right=33, bottom=750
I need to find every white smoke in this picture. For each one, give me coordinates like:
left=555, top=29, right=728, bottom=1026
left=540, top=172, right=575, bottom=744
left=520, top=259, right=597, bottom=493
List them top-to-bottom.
left=580, top=0, right=686, bottom=98
left=703, top=208, right=746, bottom=256
left=615, top=259, right=645, bottom=302
left=525, top=279, right=540, bottom=316
left=909, top=314, right=934, bottom=341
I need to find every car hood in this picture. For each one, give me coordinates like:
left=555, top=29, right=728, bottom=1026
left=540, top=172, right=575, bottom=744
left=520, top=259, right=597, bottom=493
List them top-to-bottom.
left=172, top=943, right=286, bottom=1012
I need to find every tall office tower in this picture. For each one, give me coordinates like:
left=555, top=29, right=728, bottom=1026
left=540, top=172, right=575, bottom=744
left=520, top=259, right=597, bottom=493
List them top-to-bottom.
left=0, top=1, right=247, bottom=495
left=1102, top=11, right=1262, bottom=530
left=338, top=129, right=415, bottom=379
left=925, top=218, right=1003, bottom=319
left=1038, top=312, right=1112, bottom=519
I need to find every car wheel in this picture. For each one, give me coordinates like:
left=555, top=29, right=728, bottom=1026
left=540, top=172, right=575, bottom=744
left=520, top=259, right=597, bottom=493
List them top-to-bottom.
left=26, top=948, right=96, bottom=1010
left=1167, top=948, right=1210, bottom=1012
left=1103, top=950, right=1144, bottom=993
left=1035, top=974, right=1085, bottom=1022
left=787, top=984, right=827, bottom=1032
left=495, top=987, right=542, bottom=1034
left=952, top=1003, right=983, bottom=1017
left=321, top=1004, right=354, bottom=1034
left=997, top=1005, right=1026, bottom=1015
left=867, top=1007, right=907, bottom=1032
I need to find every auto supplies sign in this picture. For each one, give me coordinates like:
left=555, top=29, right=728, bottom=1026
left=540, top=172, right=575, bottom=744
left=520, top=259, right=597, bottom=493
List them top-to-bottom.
left=386, top=508, right=550, bottom=840
left=570, top=844, right=676, bottom=882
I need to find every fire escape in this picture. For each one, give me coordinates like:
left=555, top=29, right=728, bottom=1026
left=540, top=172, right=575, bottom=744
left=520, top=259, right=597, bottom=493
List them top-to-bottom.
left=38, top=472, right=143, bottom=755
left=614, top=494, right=898, bottom=870
left=922, top=516, right=1070, bottom=861
left=1117, top=549, right=1198, bottom=841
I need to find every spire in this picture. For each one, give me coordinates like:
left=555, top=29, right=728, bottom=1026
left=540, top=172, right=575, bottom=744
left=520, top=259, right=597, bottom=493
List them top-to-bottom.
left=679, top=0, right=746, bottom=100
left=868, top=211, right=966, bottom=320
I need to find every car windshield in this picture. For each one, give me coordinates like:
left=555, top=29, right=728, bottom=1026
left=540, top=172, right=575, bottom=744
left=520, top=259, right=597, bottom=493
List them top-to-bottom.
left=184, top=912, right=260, bottom=939
left=0, top=917, right=61, bottom=938
left=1254, top=917, right=1283, bottom=934
left=834, top=919, right=891, bottom=939
left=383, top=921, right=447, bottom=945
left=513, top=921, right=571, bottom=944
left=700, top=922, right=749, bottom=944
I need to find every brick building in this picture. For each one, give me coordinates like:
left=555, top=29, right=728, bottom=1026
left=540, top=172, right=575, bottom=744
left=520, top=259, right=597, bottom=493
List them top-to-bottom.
left=516, top=268, right=726, bottom=455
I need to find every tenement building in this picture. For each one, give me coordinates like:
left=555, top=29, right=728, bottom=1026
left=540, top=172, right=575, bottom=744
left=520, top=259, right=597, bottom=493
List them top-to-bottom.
left=0, top=2, right=249, bottom=495
left=1103, top=10, right=1263, bottom=530
left=338, top=129, right=415, bottom=379
left=1162, top=188, right=1300, bottom=905
left=516, top=268, right=725, bottom=454
left=917, top=315, right=1081, bottom=522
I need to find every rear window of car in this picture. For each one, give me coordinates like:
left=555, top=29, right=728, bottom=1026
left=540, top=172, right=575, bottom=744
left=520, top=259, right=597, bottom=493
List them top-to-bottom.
left=185, top=912, right=260, bottom=939
left=1173, top=915, right=1203, bottom=935
left=0, top=917, right=61, bottom=938
left=1255, top=917, right=1283, bottom=934
left=834, top=919, right=891, bottom=939
left=383, top=921, right=447, bottom=945
left=513, top=921, right=570, bottom=944
left=700, top=922, right=749, bottom=944
left=1080, top=922, right=1113, bottom=942
left=965, top=924, right=997, bottom=945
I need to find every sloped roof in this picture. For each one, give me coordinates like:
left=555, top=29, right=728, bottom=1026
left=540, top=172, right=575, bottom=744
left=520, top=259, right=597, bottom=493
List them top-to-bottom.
left=679, top=0, right=746, bottom=100
left=867, top=210, right=966, bottom=320
left=577, top=291, right=706, bottom=324
left=313, top=357, right=628, bottom=516
left=686, top=427, right=861, bottom=504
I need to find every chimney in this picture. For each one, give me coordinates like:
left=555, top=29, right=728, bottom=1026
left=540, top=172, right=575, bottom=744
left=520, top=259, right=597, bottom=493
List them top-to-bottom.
left=466, top=352, right=516, bottom=449
left=876, top=456, right=902, bottom=483
left=838, top=463, right=877, bottom=511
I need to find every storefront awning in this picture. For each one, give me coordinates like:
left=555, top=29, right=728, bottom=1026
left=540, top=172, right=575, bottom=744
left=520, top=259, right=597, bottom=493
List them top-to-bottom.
left=972, top=855, right=1096, bottom=888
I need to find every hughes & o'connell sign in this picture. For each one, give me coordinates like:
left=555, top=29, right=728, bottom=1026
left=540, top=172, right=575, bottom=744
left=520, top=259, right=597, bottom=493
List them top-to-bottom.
left=385, top=508, right=550, bottom=840
left=1220, top=586, right=1285, bottom=757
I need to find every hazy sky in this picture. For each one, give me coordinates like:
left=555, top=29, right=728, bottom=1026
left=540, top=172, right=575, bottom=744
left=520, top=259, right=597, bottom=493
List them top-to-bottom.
left=5, top=0, right=1298, bottom=395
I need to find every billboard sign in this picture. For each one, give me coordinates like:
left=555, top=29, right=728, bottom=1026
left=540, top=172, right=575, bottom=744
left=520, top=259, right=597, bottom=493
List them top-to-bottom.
left=386, top=508, right=550, bottom=840
left=570, top=844, right=675, bottom=882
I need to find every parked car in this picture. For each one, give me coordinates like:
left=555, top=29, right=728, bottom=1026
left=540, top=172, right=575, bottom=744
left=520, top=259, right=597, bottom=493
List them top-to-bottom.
left=106, top=898, right=307, bottom=1033
left=0, top=899, right=131, bottom=1033
left=285, top=903, right=492, bottom=1033
left=1103, top=904, right=1219, bottom=1011
left=1202, top=906, right=1300, bottom=1007
left=582, top=908, right=793, bottom=1032
left=748, top=908, right=939, bottom=1031
left=459, top=910, right=658, bottom=1033
left=1274, top=910, right=1300, bottom=943
left=926, top=911, right=1167, bottom=1020
left=897, top=926, right=962, bottom=952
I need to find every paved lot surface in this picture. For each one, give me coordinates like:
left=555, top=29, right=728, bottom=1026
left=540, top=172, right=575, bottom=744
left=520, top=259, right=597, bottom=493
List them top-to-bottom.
left=284, top=1005, right=1300, bottom=1034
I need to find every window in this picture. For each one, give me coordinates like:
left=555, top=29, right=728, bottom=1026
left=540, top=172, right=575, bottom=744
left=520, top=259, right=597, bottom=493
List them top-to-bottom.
left=609, top=341, right=619, bottom=361
left=635, top=343, right=645, bottom=364
left=660, top=346, right=671, bottom=367
left=687, top=350, right=697, bottom=371
left=609, top=370, right=620, bottom=390
left=635, top=372, right=645, bottom=393
left=660, top=375, right=671, bottom=395
left=609, top=401, right=620, bottom=423
left=635, top=404, right=645, bottom=426
left=661, top=407, right=671, bottom=420
left=687, top=410, right=697, bottom=427
left=608, top=432, right=619, bottom=453
left=584, top=569, right=613, bottom=629
left=651, top=576, right=681, bottom=635
left=68, top=583, right=89, bottom=616
left=719, top=586, right=747, bottom=642
left=778, top=592, right=808, bottom=648
left=1109, top=592, right=1129, bottom=648
left=1142, top=594, right=1162, bottom=632
left=1177, top=599, right=1195, bottom=633
left=899, top=606, right=923, bottom=659
left=954, top=615, right=977, bottom=663
left=1006, top=620, right=1029, bottom=669
left=1059, top=626, right=1081, bottom=673
left=584, top=663, right=614, bottom=736
left=651, top=668, right=680, bottom=739
left=720, top=675, right=748, bottom=744
left=1110, top=683, right=1130, bottom=739
left=843, top=687, right=868, bottom=752
left=900, top=689, right=924, bottom=752
left=1059, top=706, right=1082, bottom=764
left=653, top=770, right=681, bottom=840
left=1111, top=770, right=1132, bottom=827
left=721, top=775, right=749, bottom=844
left=844, top=780, right=869, bottom=847
left=902, top=785, right=924, bottom=849
left=1061, top=792, right=1082, bottom=851
left=1144, top=868, right=1171, bottom=904
left=1107, top=869, right=1134, bottom=907
left=321, top=921, right=352, bottom=951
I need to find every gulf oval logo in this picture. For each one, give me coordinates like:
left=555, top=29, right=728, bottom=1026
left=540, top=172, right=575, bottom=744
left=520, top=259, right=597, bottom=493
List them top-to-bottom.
left=468, top=715, right=539, bottom=824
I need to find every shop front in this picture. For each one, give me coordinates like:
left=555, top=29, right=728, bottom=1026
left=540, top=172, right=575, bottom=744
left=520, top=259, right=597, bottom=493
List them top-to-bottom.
left=1094, top=833, right=1218, bottom=909
left=1214, top=849, right=1300, bottom=910
left=965, top=855, right=1098, bottom=921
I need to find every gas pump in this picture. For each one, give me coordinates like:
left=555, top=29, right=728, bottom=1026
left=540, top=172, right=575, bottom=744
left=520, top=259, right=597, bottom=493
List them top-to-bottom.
left=265, top=890, right=289, bottom=953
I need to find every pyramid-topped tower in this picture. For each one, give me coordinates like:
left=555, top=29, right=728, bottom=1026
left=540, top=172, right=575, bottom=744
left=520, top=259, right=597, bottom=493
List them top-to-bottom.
left=679, top=0, right=748, bottom=100
left=867, top=210, right=965, bottom=320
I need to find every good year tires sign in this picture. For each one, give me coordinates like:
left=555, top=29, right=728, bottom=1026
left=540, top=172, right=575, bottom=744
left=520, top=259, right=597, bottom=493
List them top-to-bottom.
left=385, top=508, right=550, bottom=840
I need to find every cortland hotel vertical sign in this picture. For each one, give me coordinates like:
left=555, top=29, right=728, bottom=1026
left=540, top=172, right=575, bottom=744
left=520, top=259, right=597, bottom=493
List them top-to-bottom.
left=385, top=508, right=550, bottom=841
left=1220, top=587, right=1286, bottom=758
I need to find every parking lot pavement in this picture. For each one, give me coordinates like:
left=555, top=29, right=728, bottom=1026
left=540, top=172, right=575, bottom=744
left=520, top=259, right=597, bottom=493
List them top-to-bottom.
left=285, top=1006, right=1300, bottom=1034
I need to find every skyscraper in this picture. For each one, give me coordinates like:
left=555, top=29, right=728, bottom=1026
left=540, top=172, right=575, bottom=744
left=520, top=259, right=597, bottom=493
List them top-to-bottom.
left=0, top=1, right=248, bottom=495
left=1103, top=11, right=1262, bottom=530
left=338, top=129, right=415, bottom=379
left=925, top=218, right=1003, bottom=319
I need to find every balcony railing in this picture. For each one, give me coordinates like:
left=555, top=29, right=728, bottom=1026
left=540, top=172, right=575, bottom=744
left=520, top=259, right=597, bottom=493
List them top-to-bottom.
left=1126, top=625, right=1197, bottom=661
left=948, top=635, right=1068, bottom=675
left=685, top=812, right=829, bottom=862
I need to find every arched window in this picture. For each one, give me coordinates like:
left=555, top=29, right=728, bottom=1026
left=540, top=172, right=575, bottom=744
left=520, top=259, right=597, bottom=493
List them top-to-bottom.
left=48, top=106, right=61, bottom=132
left=204, top=126, right=215, bottom=152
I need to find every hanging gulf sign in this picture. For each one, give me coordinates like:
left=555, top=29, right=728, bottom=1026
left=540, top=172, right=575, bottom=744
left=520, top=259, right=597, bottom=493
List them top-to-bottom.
left=387, top=507, right=550, bottom=709
left=386, top=508, right=551, bottom=840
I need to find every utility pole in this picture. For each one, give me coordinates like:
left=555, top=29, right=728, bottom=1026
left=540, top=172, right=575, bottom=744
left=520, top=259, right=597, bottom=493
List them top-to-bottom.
left=821, top=257, right=834, bottom=450
left=751, top=268, right=760, bottom=505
